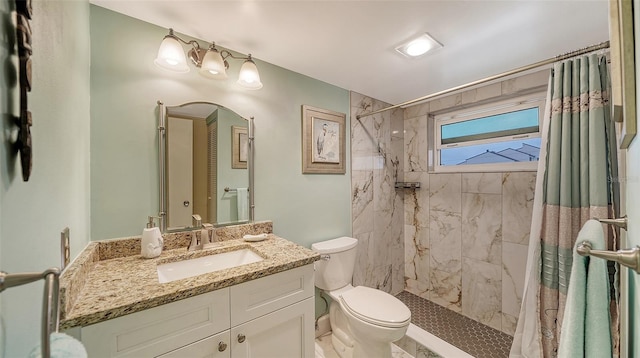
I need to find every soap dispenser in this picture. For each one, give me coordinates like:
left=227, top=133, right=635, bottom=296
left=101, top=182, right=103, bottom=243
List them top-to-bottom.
left=141, top=216, right=163, bottom=259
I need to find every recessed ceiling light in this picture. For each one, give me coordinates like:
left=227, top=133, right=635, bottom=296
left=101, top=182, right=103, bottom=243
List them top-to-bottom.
left=395, top=33, right=443, bottom=58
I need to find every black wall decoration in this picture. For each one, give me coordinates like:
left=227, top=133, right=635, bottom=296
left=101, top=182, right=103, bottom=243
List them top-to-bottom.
left=15, top=0, right=32, bottom=181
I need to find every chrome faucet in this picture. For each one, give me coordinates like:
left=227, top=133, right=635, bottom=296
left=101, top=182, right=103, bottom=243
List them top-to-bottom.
left=188, top=215, right=218, bottom=251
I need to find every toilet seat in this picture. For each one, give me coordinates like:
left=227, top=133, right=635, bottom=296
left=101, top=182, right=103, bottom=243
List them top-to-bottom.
left=338, top=286, right=411, bottom=328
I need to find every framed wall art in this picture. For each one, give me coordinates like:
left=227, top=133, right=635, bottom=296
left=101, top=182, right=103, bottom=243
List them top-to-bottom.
left=610, top=0, right=637, bottom=149
left=302, top=105, right=346, bottom=174
left=232, top=125, right=248, bottom=169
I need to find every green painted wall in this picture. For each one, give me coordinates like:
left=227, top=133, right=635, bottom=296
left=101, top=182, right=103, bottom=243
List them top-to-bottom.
left=0, top=0, right=91, bottom=356
left=90, top=5, right=351, bottom=248
left=216, top=108, right=249, bottom=224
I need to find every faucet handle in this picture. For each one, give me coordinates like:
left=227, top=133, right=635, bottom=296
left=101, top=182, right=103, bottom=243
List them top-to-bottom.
left=192, top=214, right=202, bottom=227
left=200, top=223, right=217, bottom=248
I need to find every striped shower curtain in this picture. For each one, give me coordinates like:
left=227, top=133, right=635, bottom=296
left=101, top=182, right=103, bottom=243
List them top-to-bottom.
left=511, top=53, right=619, bottom=357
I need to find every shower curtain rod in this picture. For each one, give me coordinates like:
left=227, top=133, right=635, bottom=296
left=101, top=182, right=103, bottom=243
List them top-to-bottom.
left=356, top=41, right=610, bottom=120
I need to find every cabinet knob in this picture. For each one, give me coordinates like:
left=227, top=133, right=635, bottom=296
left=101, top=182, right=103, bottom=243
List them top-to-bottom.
left=237, top=333, right=246, bottom=343
left=218, top=341, right=227, bottom=352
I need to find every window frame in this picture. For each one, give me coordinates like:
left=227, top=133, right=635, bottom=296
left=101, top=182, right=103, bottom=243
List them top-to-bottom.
left=432, top=93, right=546, bottom=173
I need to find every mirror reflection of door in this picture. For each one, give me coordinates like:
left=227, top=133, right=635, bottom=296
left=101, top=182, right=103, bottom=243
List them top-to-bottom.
left=164, top=102, right=248, bottom=230
left=167, top=112, right=216, bottom=229
left=167, top=117, right=194, bottom=228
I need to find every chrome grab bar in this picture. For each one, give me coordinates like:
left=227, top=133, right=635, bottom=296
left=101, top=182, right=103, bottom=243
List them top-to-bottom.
left=577, top=241, right=640, bottom=274
left=0, top=268, right=61, bottom=358
left=0, top=271, right=46, bottom=292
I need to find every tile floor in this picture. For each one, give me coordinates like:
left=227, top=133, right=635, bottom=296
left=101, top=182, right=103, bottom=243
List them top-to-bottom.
left=396, top=291, right=513, bottom=358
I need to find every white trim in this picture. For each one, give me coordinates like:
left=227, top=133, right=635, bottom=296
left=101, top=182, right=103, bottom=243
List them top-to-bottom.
left=436, top=94, right=545, bottom=122
left=441, top=132, right=538, bottom=149
left=435, top=161, right=538, bottom=173
left=405, top=324, right=474, bottom=358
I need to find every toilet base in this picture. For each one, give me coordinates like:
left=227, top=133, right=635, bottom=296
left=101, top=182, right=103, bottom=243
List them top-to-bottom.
left=329, top=300, right=400, bottom=358
left=330, top=330, right=393, bottom=358
left=330, top=331, right=393, bottom=358
left=331, top=331, right=354, bottom=358
left=353, top=341, right=393, bottom=358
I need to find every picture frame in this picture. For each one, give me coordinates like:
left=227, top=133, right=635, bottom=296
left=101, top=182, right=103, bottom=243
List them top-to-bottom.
left=610, top=0, right=637, bottom=149
left=302, top=105, right=346, bottom=174
left=232, top=125, right=248, bottom=169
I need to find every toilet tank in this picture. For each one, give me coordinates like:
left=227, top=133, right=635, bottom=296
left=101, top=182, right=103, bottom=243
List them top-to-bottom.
left=311, top=237, right=358, bottom=291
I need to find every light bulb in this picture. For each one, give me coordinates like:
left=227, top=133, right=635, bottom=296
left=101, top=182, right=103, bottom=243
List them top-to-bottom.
left=395, top=33, right=443, bottom=58
left=154, top=34, right=189, bottom=73
left=406, top=39, right=431, bottom=57
left=199, top=47, right=228, bottom=80
left=237, top=58, right=263, bottom=90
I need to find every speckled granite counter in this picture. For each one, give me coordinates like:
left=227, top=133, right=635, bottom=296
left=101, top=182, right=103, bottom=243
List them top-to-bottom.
left=59, top=221, right=319, bottom=329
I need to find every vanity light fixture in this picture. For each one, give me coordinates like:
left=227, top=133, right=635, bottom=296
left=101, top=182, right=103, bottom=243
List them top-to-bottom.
left=154, top=28, right=263, bottom=90
left=395, top=33, right=443, bottom=58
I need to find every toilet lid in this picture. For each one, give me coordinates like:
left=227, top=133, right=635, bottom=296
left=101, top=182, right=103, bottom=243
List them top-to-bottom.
left=339, top=286, right=411, bottom=328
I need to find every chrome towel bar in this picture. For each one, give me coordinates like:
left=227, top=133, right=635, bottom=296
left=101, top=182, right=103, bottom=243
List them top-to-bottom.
left=224, top=187, right=250, bottom=193
left=597, top=216, right=628, bottom=230
left=577, top=242, right=640, bottom=274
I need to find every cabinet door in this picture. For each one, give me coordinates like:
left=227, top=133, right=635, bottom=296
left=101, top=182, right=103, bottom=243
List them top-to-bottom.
left=230, top=264, right=314, bottom=326
left=81, top=289, right=230, bottom=357
left=230, top=297, right=314, bottom=358
left=157, top=330, right=230, bottom=358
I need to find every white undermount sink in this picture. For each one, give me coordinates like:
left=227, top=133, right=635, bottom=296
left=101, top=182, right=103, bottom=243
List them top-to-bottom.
left=157, top=248, right=264, bottom=283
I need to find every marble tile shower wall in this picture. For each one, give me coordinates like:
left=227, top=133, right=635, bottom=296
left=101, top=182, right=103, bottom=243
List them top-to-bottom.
left=402, top=70, right=547, bottom=335
left=350, top=92, right=405, bottom=295
left=403, top=171, right=535, bottom=335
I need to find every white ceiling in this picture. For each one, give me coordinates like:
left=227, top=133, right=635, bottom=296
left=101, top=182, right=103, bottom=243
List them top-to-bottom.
left=91, top=0, right=610, bottom=105
left=167, top=102, right=218, bottom=119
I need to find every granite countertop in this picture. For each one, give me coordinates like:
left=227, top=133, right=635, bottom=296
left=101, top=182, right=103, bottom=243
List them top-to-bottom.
left=59, top=221, right=319, bottom=329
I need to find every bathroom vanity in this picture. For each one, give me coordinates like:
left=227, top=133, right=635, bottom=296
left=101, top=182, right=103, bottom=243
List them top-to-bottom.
left=59, top=222, right=318, bottom=357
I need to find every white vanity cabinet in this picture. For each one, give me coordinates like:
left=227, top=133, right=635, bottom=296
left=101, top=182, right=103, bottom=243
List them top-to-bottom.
left=77, top=264, right=315, bottom=358
left=229, top=264, right=315, bottom=358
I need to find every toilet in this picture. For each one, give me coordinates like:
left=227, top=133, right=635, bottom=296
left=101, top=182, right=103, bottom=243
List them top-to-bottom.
left=312, top=237, right=411, bottom=358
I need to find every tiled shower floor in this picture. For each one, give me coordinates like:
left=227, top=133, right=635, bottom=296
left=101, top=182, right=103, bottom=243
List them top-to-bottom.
left=396, top=291, right=513, bottom=358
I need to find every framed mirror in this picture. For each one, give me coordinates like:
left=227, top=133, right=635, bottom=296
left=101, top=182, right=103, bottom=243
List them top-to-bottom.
left=157, top=100, right=254, bottom=232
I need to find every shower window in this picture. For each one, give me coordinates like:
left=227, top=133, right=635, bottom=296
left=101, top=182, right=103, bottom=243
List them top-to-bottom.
left=433, top=93, right=545, bottom=172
